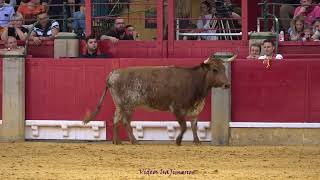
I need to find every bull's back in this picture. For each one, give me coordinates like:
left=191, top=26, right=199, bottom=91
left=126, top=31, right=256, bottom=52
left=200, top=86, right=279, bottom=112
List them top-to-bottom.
left=108, top=66, right=197, bottom=109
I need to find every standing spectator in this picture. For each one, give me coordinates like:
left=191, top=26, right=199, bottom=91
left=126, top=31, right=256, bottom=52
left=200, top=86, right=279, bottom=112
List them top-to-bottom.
left=0, top=0, right=15, bottom=28
left=17, top=0, right=46, bottom=24
left=72, top=0, right=85, bottom=37
left=294, top=0, right=320, bottom=26
left=196, top=1, right=217, bottom=40
left=1, top=12, right=29, bottom=41
left=29, top=12, right=59, bottom=45
left=288, top=15, right=305, bottom=41
left=100, top=17, right=133, bottom=43
left=80, top=35, right=110, bottom=58
left=258, top=39, right=283, bottom=60
left=246, top=44, right=261, bottom=59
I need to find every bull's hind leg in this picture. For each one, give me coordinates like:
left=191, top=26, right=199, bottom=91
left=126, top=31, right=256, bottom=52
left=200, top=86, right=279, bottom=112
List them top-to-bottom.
left=113, top=108, right=122, bottom=145
left=122, top=109, right=139, bottom=145
left=175, top=113, right=187, bottom=146
left=191, top=118, right=201, bottom=145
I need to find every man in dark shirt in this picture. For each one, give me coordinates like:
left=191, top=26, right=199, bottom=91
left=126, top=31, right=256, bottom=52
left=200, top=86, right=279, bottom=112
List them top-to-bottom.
left=100, top=17, right=134, bottom=43
left=80, top=35, right=110, bottom=58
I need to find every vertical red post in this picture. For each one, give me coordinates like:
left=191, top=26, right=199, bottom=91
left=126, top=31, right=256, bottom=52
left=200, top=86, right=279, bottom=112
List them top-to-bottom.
left=85, top=0, right=92, bottom=36
left=156, top=0, right=164, bottom=42
left=167, top=0, right=174, bottom=57
left=241, top=0, right=248, bottom=41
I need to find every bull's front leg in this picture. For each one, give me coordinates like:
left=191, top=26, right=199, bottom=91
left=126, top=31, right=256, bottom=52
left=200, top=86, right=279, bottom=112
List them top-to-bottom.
left=175, top=113, right=187, bottom=146
left=191, top=118, right=201, bottom=145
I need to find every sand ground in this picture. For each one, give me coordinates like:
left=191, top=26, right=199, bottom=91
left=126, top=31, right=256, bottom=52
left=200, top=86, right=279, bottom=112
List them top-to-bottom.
left=0, top=141, right=319, bottom=180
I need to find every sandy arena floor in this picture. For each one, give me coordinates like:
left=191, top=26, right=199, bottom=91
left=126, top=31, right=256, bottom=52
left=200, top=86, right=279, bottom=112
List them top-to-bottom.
left=0, top=141, right=319, bottom=179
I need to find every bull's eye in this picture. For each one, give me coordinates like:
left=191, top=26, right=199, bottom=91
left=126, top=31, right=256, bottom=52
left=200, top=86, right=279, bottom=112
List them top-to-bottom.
left=213, top=69, right=219, bottom=73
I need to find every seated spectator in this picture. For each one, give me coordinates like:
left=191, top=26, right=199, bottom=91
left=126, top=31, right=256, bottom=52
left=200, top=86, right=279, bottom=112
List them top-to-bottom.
left=0, top=0, right=15, bottom=29
left=17, top=0, right=46, bottom=24
left=294, top=0, right=320, bottom=26
left=72, top=1, right=85, bottom=38
left=196, top=1, right=217, bottom=40
left=1, top=12, right=29, bottom=41
left=29, top=12, right=59, bottom=45
left=288, top=15, right=305, bottom=41
left=100, top=17, right=134, bottom=43
left=311, top=17, right=320, bottom=40
left=125, top=25, right=140, bottom=40
left=302, top=25, right=313, bottom=41
left=80, top=35, right=110, bottom=58
left=0, top=36, right=24, bottom=55
left=258, top=39, right=283, bottom=60
left=246, top=43, right=261, bottom=59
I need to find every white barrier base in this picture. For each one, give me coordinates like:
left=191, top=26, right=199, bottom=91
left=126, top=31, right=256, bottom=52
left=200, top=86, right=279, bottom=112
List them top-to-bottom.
left=1, top=120, right=320, bottom=141
left=1, top=120, right=106, bottom=140
left=131, top=121, right=211, bottom=141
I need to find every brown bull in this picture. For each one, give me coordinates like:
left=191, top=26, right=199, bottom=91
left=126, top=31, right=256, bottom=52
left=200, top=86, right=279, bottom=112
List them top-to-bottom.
left=83, top=54, right=236, bottom=145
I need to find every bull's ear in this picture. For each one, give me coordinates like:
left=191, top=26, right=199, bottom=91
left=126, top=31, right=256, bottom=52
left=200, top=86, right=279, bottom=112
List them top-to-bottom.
left=201, top=63, right=210, bottom=71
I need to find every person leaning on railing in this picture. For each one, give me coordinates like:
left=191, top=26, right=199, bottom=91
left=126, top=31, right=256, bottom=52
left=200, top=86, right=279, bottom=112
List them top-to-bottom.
left=1, top=12, right=28, bottom=41
left=29, top=12, right=59, bottom=45
left=100, top=17, right=136, bottom=43
left=80, top=34, right=110, bottom=58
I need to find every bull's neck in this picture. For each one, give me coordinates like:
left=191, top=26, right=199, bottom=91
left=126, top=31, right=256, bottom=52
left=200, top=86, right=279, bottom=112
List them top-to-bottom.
left=192, top=66, right=211, bottom=99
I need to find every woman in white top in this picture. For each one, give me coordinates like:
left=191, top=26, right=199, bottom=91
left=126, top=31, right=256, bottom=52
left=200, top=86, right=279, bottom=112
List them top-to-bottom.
left=196, top=1, right=218, bottom=40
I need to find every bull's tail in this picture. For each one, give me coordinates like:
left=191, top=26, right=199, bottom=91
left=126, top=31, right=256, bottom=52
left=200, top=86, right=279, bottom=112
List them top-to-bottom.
left=83, top=83, right=109, bottom=124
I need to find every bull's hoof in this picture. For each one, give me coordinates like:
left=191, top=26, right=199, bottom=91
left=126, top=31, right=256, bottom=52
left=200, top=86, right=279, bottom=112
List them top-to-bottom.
left=82, top=120, right=90, bottom=125
left=176, top=138, right=182, bottom=146
left=113, top=140, right=122, bottom=145
left=131, top=140, right=140, bottom=145
left=193, top=140, right=201, bottom=145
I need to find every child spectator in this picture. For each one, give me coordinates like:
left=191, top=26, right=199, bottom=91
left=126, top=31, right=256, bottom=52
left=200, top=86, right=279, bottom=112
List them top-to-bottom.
left=1, top=12, right=29, bottom=41
left=288, top=15, right=305, bottom=41
left=311, top=17, right=320, bottom=40
left=125, top=25, right=140, bottom=40
left=302, top=25, right=313, bottom=41
left=80, top=35, right=110, bottom=58
left=0, top=36, right=24, bottom=55
left=246, top=43, right=261, bottom=59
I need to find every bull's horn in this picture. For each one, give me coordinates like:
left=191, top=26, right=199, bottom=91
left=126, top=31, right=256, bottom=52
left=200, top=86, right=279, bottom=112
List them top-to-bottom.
left=212, top=52, right=237, bottom=63
left=220, top=55, right=237, bottom=62
left=203, top=58, right=210, bottom=64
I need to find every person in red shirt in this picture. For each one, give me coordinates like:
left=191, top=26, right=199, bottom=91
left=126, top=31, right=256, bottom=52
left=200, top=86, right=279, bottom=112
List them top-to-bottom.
left=17, top=0, right=46, bottom=24
left=294, top=0, right=320, bottom=25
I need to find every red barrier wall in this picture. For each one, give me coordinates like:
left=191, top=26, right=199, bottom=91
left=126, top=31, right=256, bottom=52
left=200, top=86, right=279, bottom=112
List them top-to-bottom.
left=1, top=58, right=320, bottom=140
left=232, top=59, right=320, bottom=123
